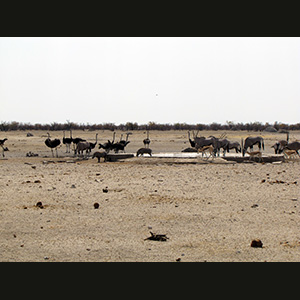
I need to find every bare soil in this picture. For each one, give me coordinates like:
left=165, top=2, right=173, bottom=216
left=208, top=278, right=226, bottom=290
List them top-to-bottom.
left=0, top=130, right=299, bottom=261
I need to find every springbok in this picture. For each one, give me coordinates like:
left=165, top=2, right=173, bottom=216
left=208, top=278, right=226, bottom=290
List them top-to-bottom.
left=285, top=141, right=300, bottom=156
left=197, top=145, right=215, bottom=160
left=283, top=149, right=299, bottom=160
left=246, top=150, right=263, bottom=163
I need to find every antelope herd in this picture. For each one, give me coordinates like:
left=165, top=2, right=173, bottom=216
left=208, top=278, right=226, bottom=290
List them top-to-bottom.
left=0, top=130, right=300, bottom=163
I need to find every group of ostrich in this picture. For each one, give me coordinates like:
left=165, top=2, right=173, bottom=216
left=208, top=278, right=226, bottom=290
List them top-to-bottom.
left=1, top=129, right=300, bottom=162
left=43, top=130, right=151, bottom=158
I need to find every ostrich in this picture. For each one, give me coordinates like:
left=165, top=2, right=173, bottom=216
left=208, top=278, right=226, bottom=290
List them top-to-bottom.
left=63, top=130, right=73, bottom=153
left=71, top=130, right=86, bottom=152
left=143, top=130, right=150, bottom=148
left=99, top=132, right=116, bottom=153
left=112, top=132, right=131, bottom=153
left=119, top=132, right=132, bottom=146
left=45, top=133, right=61, bottom=157
left=88, top=133, right=98, bottom=152
left=0, top=138, right=8, bottom=157
left=0, top=138, right=8, bottom=146
left=99, top=140, right=114, bottom=153
left=112, top=140, right=130, bottom=153
left=1, top=146, right=9, bottom=157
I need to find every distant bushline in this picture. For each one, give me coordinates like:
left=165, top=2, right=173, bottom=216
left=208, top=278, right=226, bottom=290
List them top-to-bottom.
left=0, top=121, right=298, bottom=132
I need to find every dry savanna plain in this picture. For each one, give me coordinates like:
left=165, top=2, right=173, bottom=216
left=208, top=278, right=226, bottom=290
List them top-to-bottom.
left=0, top=130, right=299, bottom=262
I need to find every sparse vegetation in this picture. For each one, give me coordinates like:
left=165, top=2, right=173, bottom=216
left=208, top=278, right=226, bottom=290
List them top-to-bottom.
left=0, top=120, right=299, bottom=132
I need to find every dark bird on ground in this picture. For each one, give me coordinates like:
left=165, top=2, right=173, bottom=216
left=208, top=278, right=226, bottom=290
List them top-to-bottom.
left=63, top=130, right=73, bottom=153
left=143, top=130, right=150, bottom=148
left=71, top=131, right=86, bottom=152
left=45, top=132, right=61, bottom=157
left=99, top=132, right=115, bottom=153
left=112, top=132, right=132, bottom=153
left=119, top=132, right=132, bottom=146
left=86, top=133, right=98, bottom=154
left=72, top=137, right=86, bottom=144
left=0, top=138, right=8, bottom=146
left=0, top=138, right=8, bottom=158
left=0, top=138, right=8, bottom=157
left=99, top=140, right=114, bottom=153
left=112, top=140, right=130, bottom=153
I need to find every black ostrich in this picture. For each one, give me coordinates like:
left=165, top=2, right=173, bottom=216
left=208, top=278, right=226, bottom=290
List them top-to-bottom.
left=63, top=130, right=73, bottom=153
left=71, top=130, right=86, bottom=152
left=143, top=130, right=150, bottom=148
left=45, top=132, right=61, bottom=157
left=99, top=132, right=115, bottom=153
left=112, top=132, right=131, bottom=153
left=119, top=132, right=132, bottom=146
left=87, top=133, right=98, bottom=153
left=0, top=138, right=8, bottom=157
left=0, top=138, right=8, bottom=146
left=99, top=140, right=114, bottom=153
left=112, top=140, right=130, bottom=153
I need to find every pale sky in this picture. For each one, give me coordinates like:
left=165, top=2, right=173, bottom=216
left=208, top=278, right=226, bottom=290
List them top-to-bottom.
left=0, top=37, right=299, bottom=125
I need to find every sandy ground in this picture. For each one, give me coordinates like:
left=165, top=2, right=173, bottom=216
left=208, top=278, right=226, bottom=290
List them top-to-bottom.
left=0, top=129, right=299, bottom=262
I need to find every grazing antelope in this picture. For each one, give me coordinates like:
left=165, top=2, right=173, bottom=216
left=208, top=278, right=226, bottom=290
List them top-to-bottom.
left=62, top=130, right=73, bottom=153
left=242, top=136, right=264, bottom=157
left=197, top=145, right=215, bottom=160
left=283, top=149, right=299, bottom=160
left=246, top=150, right=263, bottom=163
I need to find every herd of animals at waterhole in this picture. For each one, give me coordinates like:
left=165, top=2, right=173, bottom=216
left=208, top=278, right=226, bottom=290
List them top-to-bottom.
left=1, top=129, right=300, bottom=163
